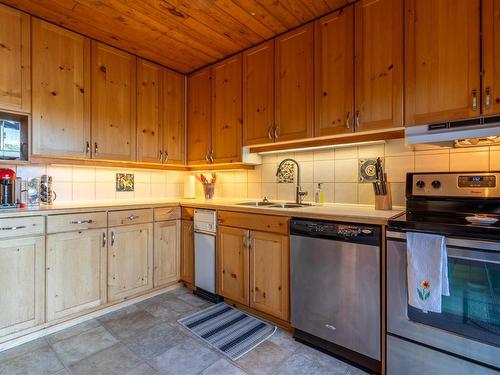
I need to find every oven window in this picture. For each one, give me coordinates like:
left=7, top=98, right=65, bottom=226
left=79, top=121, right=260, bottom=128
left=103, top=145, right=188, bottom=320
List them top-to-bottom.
left=408, top=255, right=500, bottom=347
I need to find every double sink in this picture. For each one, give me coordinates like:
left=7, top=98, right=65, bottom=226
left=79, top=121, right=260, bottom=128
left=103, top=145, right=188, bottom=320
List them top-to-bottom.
left=236, top=201, right=312, bottom=209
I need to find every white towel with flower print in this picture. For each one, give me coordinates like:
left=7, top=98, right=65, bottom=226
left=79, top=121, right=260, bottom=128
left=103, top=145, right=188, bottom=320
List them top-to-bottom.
left=407, top=232, right=450, bottom=313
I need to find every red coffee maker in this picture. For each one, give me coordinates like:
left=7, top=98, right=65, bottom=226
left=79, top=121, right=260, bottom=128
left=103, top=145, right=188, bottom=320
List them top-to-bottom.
left=0, top=168, right=16, bottom=207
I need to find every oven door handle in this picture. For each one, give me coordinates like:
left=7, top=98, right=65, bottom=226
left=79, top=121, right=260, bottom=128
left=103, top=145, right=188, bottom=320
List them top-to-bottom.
left=387, top=230, right=500, bottom=252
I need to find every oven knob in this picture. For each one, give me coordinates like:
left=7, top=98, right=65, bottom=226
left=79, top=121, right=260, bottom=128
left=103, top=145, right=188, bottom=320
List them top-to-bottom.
left=416, top=180, right=425, bottom=188
left=432, top=180, right=441, bottom=189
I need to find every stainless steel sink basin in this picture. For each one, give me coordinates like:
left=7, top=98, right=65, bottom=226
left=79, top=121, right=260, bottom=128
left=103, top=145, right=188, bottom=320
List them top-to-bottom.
left=236, top=201, right=276, bottom=207
left=268, top=203, right=313, bottom=209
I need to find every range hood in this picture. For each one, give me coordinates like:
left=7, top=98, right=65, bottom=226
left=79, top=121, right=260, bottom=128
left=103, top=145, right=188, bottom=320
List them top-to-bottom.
left=405, top=115, right=500, bottom=145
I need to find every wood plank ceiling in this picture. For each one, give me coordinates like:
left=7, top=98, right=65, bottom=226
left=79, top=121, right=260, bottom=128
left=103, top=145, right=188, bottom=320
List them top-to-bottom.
left=1, top=0, right=351, bottom=73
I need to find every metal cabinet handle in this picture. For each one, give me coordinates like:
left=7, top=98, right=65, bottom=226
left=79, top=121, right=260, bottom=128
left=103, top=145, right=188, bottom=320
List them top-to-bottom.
left=485, top=86, right=491, bottom=110
left=471, top=89, right=478, bottom=111
left=355, top=110, right=361, bottom=128
left=346, top=111, right=351, bottom=129
left=267, top=125, right=273, bottom=141
left=274, top=125, right=279, bottom=140
left=86, top=141, right=90, bottom=155
left=94, top=142, right=98, bottom=155
left=209, top=149, right=214, bottom=163
left=159, top=150, right=163, bottom=162
left=164, top=150, right=169, bottom=163
left=205, top=150, right=210, bottom=162
left=127, top=215, right=139, bottom=221
left=70, top=219, right=93, bottom=225
left=0, top=225, right=26, bottom=231
left=111, top=231, right=115, bottom=246
left=102, top=232, right=106, bottom=247
left=248, top=232, right=253, bottom=251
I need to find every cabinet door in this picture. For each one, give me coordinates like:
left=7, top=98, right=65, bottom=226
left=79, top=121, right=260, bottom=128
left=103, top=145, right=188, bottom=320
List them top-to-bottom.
left=354, top=0, right=403, bottom=131
left=405, top=0, right=480, bottom=125
left=483, top=0, right=500, bottom=116
left=0, top=5, right=30, bottom=113
left=315, top=7, right=354, bottom=137
left=32, top=20, right=91, bottom=158
left=275, top=24, right=314, bottom=142
left=243, top=40, right=275, bottom=146
left=91, top=42, right=136, bottom=161
left=212, top=54, right=242, bottom=163
left=136, top=59, right=161, bottom=163
left=187, top=67, right=211, bottom=165
left=161, top=69, right=185, bottom=164
left=181, top=219, right=194, bottom=285
left=154, top=220, right=180, bottom=288
left=108, top=223, right=153, bottom=302
left=217, top=226, right=249, bottom=305
left=46, top=229, right=107, bottom=321
left=249, top=231, right=289, bottom=320
left=0, top=236, right=44, bottom=338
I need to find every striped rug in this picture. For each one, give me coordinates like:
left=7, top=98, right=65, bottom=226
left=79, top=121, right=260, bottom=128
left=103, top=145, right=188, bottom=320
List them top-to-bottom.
left=178, top=303, right=277, bottom=360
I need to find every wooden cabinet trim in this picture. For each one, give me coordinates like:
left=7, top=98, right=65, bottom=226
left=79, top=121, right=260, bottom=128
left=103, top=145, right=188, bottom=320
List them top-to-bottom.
left=482, top=0, right=500, bottom=116
left=154, top=207, right=181, bottom=222
left=108, top=208, right=153, bottom=227
left=47, top=212, right=107, bottom=234
left=0, top=216, right=45, bottom=239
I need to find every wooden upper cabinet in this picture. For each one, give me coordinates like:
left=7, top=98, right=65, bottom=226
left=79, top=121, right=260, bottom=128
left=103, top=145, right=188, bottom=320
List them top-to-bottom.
left=354, top=0, right=403, bottom=131
left=405, top=0, right=480, bottom=125
left=483, top=0, right=500, bottom=116
left=0, top=5, right=30, bottom=113
left=315, top=6, right=354, bottom=137
left=32, top=20, right=90, bottom=158
left=275, top=24, right=314, bottom=142
left=243, top=41, right=275, bottom=146
left=91, top=42, right=136, bottom=161
left=212, top=54, right=242, bottom=163
left=136, top=59, right=161, bottom=163
left=187, top=67, right=211, bottom=164
left=161, top=69, right=185, bottom=164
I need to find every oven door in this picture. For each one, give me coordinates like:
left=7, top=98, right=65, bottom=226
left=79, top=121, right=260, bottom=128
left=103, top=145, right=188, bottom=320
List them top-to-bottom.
left=387, top=230, right=500, bottom=369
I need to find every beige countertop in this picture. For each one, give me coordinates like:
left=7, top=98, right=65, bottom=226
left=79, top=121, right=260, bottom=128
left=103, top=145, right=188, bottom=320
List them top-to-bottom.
left=0, top=198, right=404, bottom=224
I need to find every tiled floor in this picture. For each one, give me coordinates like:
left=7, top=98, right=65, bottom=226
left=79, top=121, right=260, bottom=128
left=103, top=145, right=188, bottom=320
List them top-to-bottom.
left=0, top=287, right=368, bottom=375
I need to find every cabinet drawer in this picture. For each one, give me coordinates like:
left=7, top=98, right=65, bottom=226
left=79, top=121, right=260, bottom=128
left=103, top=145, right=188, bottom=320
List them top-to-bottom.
left=154, top=206, right=180, bottom=221
left=108, top=208, right=153, bottom=227
left=217, top=211, right=288, bottom=235
left=47, top=212, right=107, bottom=233
left=0, top=216, right=45, bottom=239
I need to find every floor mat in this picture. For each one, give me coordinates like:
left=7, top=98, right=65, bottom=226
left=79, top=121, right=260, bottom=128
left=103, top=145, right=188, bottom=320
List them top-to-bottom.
left=178, top=303, right=277, bottom=360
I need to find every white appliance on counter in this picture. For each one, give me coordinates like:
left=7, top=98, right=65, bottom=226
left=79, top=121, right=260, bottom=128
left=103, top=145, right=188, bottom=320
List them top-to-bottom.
left=194, top=209, right=220, bottom=302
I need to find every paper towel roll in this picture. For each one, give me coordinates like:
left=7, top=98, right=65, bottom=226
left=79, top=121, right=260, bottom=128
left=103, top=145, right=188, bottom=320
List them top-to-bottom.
left=184, top=175, right=196, bottom=199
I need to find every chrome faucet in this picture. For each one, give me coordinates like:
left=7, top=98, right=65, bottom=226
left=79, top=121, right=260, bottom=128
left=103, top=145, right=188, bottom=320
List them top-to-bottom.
left=276, top=158, right=308, bottom=205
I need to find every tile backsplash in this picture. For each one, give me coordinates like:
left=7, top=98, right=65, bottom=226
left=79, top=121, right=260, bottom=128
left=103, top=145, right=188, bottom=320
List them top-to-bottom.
left=3, top=139, right=499, bottom=206
left=194, top=139, right=500, bottom=207
left=0, top=164, right=186, bottom=202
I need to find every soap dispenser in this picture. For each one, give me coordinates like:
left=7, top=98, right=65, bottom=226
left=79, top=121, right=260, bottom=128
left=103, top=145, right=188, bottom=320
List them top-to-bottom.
left=315, top=183, right=325, bottom=205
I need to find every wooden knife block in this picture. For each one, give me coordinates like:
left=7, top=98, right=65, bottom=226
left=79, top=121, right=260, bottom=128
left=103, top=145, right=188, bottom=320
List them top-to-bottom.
left=375, top=182, right=392, bottom=210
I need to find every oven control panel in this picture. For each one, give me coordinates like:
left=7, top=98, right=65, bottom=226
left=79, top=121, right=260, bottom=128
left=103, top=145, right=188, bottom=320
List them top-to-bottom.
left=411, top=172, right=500, bottom=198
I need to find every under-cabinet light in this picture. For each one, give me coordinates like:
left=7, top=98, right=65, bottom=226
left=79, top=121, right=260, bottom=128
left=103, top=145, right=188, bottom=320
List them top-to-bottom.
left=256, top=140, right=386, bottom=155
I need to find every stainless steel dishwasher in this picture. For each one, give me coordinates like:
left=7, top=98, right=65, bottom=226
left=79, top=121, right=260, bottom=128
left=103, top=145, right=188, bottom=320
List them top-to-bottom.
left=290, top=218, right=381, bottom=374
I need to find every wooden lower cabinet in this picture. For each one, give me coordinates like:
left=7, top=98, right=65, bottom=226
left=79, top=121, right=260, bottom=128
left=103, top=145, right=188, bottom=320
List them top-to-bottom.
left=180, top=219, right=195, bottom=285
left=154, top=220, right=180, bottom=287
left=108, top=223, right=153, bottom=302
left=217, top=223, right=289, bottom=321
left=217, top=226, right=249, bottom=305
left=46, top=229, right=107, bottom=321
left=249, top=231, right=289, bottom=321
left=0, top=236, right=45, bottom=338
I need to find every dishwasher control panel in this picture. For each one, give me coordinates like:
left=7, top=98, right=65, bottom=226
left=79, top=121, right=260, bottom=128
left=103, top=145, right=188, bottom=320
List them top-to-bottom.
left=290, top=219, right=380, bottom=246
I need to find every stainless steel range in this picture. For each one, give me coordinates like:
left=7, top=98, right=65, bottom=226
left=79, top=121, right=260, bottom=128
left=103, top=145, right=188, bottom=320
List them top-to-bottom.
left=387, top=172, right=500, bottom=375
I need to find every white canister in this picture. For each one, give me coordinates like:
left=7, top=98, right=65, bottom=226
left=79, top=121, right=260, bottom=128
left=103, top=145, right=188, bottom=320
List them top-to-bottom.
left=184, top=175, right=196, bottom=199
